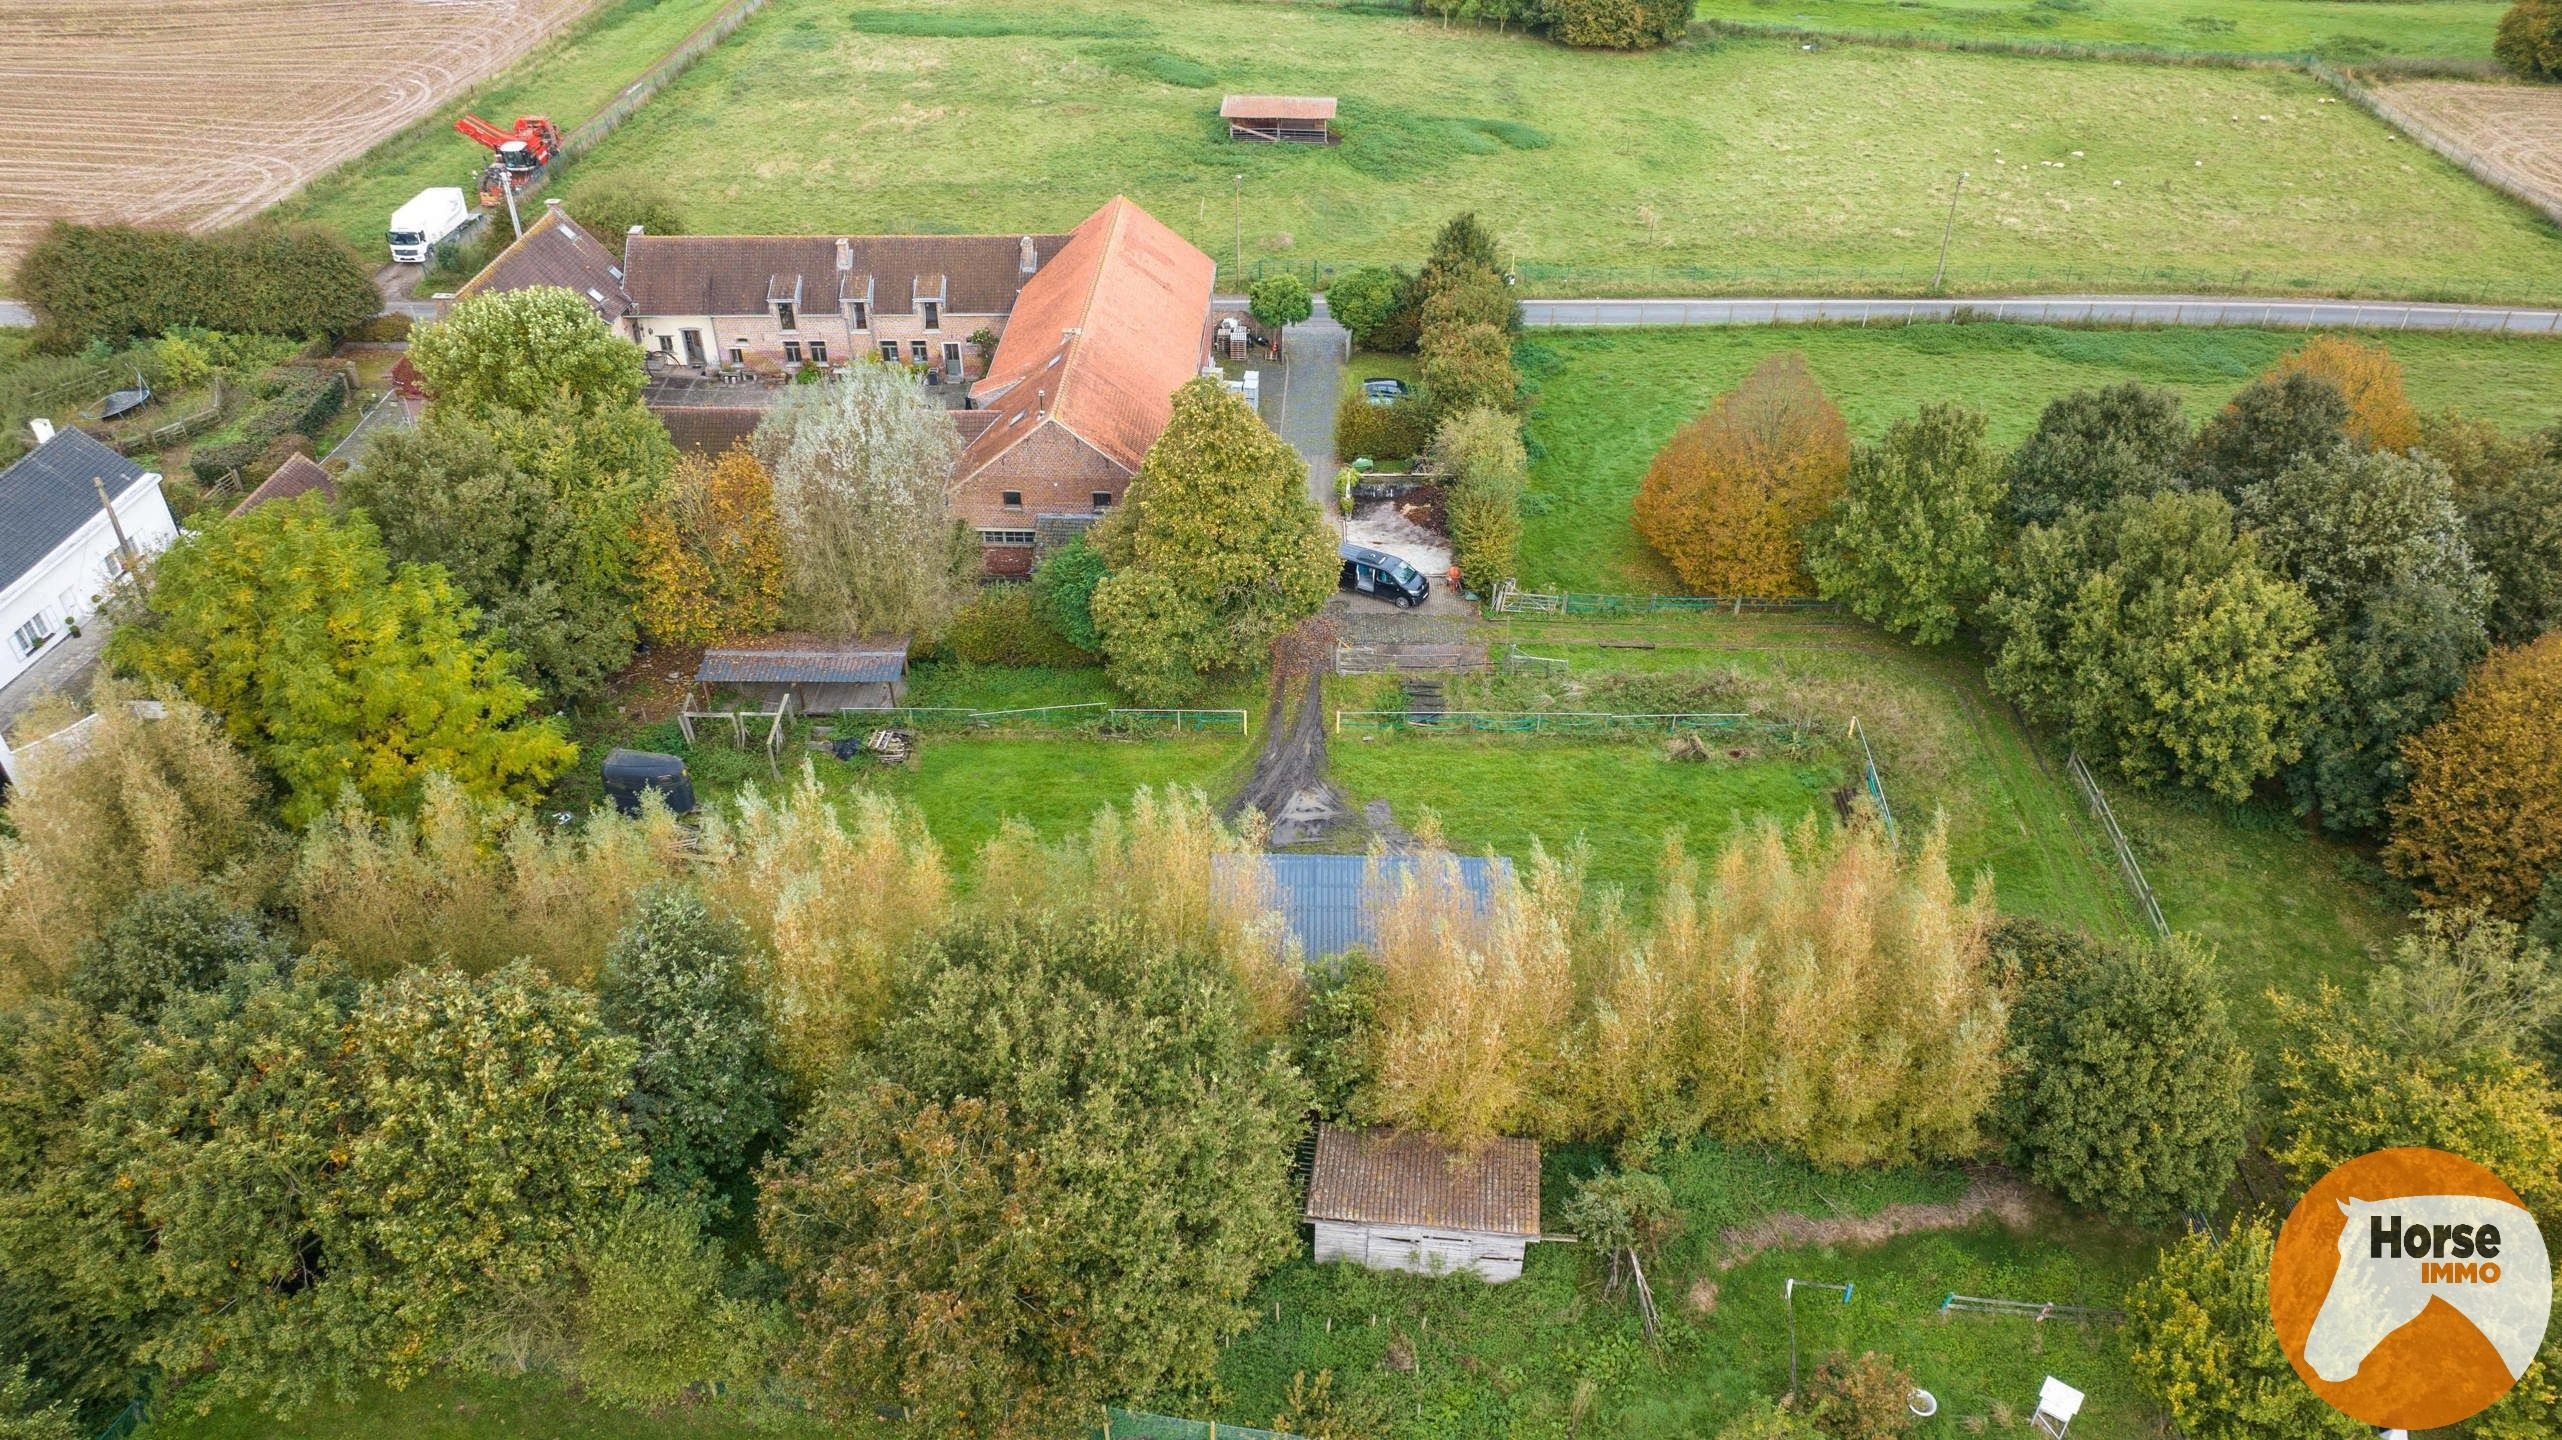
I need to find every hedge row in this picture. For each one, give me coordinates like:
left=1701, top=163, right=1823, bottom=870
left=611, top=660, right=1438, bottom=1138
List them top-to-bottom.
left=15, top=221, right=380, bottom=352
left=190, top=366, right=349, bottom=484
left=1335, top=394, right=1432, bottom=466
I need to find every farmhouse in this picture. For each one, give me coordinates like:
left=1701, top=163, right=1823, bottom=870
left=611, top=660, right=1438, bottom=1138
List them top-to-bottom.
left=1222, top=95, right=1337, bottom=144
left=958, top=196, right=1216, bottom=575
left=453, top=199, right=634, bottom=327
left=619, top=222, right=1068, bottom=383
left=0, top=423, right=174, bottom=699
left=1305, top=1123, right=1541, bottom=1282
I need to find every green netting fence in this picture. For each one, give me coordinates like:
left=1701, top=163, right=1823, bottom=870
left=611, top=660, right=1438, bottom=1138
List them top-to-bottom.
left=1100, top=1409, right=1304, bottom=1440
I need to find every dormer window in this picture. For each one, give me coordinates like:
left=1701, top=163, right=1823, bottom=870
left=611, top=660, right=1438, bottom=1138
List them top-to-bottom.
left=848, top=300, right=868, bottom=329
left=922, top=300, right=941, bottom=330
left=776, top=301, right=797, bottom=332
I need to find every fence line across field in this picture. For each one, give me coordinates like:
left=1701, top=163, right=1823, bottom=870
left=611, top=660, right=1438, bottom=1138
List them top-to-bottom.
left=1488, top=578, right=1839, bottom=617
left=858, top=704, right=1248, bottom=736
left=1333, top=708, right=1787, bottom=736
left=2064, top=751, right=2170, bottom=940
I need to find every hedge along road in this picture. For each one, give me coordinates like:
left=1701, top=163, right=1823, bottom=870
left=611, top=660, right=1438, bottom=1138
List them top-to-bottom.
left=1510, top=294, right=2562, bottom=334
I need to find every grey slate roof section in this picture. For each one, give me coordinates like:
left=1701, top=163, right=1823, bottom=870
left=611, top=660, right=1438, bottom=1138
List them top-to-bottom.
left=0, top=430, right=147, bottom=592
left=697, top=646, right=909, bottom=685
left=1216, top=853, right=1514, bottom=959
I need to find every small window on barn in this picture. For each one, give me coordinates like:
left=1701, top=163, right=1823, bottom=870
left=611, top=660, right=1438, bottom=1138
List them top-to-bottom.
left=849, top=300, right=869, bottom=329
left=922, top=300, right=941, bottom=330
left=776, top=301, right=797, bottom=331
left=657, top=335, right=673, bottom=355
left=782, top=341, right=802, bottom=364
left=810, top=341, right=828, bottom=363
left=879, top=341, right=899, bottom=363
left=910, top=341, right=930, bottom=364
left=1001, top=490, right=1024, bottom=509
left=1091, top=491, right=1113, bottom=509
left=978, top=528, right=1036, bottom=546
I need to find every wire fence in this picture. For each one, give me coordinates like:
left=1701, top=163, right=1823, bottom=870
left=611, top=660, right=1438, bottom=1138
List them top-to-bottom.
left=558, top=0, right=774, bottom=160
left=1488, top=579, right=1839, bottom=617
left=858, top=703, right=1248, bottom=737
left=1333, top=708, right=1795, bottom=737
left=1848, top=716, right=1896, bottom=842
left=2064, top=751, right=2169, bottom=940
left=87, top=1396, right=147, bottom=1440
left=1101, top=1410, right=1304, bottom=1440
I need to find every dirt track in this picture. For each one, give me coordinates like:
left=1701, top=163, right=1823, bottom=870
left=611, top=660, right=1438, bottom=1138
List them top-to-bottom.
left=0, top=0, right=595, bottom=283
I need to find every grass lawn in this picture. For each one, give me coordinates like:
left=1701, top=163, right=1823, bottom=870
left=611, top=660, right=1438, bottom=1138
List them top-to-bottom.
left=267, top=0, right=738, bottom=248
left=538, top=0, right=2562, bottom=302
left=1693, top=0, right=2509, bottom=63
left=1519, top=322, right=2562, bottom=592
left=1215, top=1138, right=2155, bottom=1440
left=130, top=1372, right=828, bottom=1440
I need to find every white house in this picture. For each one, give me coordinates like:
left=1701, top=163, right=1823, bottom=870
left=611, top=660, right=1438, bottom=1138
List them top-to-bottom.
left=0, top=421, right=176, bottom=695
left=1304, top=1123, right=1542, bottom=1282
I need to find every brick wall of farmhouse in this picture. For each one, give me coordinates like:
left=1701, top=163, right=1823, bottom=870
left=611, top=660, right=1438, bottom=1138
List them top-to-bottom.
left=632, top=306, right=1002, bottom=378
left=960, top=422, right=1131, bottom=576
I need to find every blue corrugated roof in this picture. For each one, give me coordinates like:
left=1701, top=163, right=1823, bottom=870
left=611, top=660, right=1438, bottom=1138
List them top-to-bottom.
left=0, top=431, right=149, bottom=593
left=1215, top=853, right=1513, bottom=958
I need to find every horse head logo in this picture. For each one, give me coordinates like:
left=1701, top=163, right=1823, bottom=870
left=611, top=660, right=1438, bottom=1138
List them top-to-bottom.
left=2303, top=1194, right=2549, bottom=1385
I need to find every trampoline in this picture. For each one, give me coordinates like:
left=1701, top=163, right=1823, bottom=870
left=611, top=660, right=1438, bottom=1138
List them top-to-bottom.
left=88, top=373, right=152, bottom=423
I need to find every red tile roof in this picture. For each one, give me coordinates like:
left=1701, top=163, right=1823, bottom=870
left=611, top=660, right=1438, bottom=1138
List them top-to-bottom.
left=1222, top=95, right=1338, bottom=121
left=960, top=197, right=1214, bottom=483
left=652, top=404, right=767, bottom=457
left=228, top=455, right=337, bottom=517
left=1304, top=1124, right=1541, bottom=1236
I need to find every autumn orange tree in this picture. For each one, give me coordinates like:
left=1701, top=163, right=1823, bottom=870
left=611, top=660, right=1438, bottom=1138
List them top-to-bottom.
left=2270, top=336, right=2421, bottom=452
left=1633, top=354, right=1850, bottom=596
left=632, top=444, right=786, bottom=648
left=2385, top=632, right=2562, bottom=917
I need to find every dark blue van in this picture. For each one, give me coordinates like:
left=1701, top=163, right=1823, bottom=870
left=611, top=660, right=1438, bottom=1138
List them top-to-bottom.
left=1339, top=543, right=1429, bottom=607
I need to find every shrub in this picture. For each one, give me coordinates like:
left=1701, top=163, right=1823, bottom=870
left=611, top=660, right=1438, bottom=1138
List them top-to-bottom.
left=1545, top=0, right=1698, bottom=49
left=2497, top=0, right=2562, bottom=80
left=562, top=175, right=686, bottom=244
left=16, top=221, right=378, bottom=352
left=1326, top=265, right=1420, bottom=352
left=349, top=313, right=413, bottom=344
left=1417, top=321, right=1518, bottom=419
left=1634, top=353, right=1849, bottom=597
left=2005, top=381, right=2188, bottom=527
left=1334, top=390, right=1431, bottom=464
left=1432, top=405, right=1529, bottom=589
left=630, top=444, right=787, bottom=649
left=1031, top=538, right=1108, bottom=655
left=946, top=583, right=1091, bottom=667
left=2385, top=632, right=2562, bottom=918
left=66, top=883, right=291, bottom=1025
left=599, top=890, right=781, bottom=1196
left=1994, top=925, right=2249, bottom=1226
left=1559, top=1169, right=1682, bottom=1288
left=571, top=1195, right=781, bottom=1411
left=2125, top=1219, right=2365, bottom=1440
left=1803, top=1351, right=1916, bottom=1440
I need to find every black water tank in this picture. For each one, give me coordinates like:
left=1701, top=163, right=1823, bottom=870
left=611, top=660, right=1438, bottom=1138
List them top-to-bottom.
left=601, top=748, right=694, bottom=817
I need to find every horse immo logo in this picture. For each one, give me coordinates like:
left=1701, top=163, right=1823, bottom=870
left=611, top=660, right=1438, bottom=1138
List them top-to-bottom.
left=2270, top=1148, right=2555, bottom=1431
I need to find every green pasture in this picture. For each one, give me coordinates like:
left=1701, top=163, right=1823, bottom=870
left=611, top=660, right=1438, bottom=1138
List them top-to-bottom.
left=1694, top=0, right=2509, bottom=63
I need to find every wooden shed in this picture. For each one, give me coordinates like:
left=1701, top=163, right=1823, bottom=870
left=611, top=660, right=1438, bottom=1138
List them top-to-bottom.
left=1221, top=95, right=1338, bottom=144
left=695, top=635, right=909, bottom=714
left=1305, top=1123, right=1541, bottom=1282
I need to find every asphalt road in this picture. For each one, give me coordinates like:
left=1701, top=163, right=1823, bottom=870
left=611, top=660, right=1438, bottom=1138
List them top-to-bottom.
left=1514, top=295, right=2562, bottom=334
left=1272, top=297, right=1349, bottom=515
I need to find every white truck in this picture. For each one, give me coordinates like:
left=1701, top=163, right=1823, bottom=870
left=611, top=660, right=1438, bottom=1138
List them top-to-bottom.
left=387, top=187, right=471, bottom=264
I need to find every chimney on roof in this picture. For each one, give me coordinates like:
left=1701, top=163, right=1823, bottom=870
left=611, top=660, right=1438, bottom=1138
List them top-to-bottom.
left=544, top=198, right=563, bottom=213
left=628, top=223, right=644, bottom=238
left=1019, top=235, right=1037, bottom=275
left=837, top=238, right=853, bottom=272
left=1036, top=388, right=1046, bottom=418
left=28, top=418, right=55, bottom=446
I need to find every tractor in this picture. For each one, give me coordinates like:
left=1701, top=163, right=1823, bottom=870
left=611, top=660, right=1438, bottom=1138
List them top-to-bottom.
left=454, top=113, right=562, bottom=210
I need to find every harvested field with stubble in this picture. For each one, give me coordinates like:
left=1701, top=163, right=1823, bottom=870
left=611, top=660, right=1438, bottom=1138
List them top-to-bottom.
left=0, top=0, right=597, bottom=283
left=2376, top=78, right=2562, bottom=221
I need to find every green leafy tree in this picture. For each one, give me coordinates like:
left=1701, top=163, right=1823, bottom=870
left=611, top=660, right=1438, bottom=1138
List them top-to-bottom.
left=1544, top=0, right=1698, bottom=49
left=2497, top=0, right=2562, bottom=79
left=561, top=175, right=685, bottom=244
left=1419, top=213, right=1504, bottom=308
left=1417, top=261, right=1515, bottom=336
left=1325, top=265, right=1420, bottom=352
left=1247, top=272, right=1313, bottom=350
left=406, top=286, right=675, bottom=626
left=1418, top=321, right=1519, bottom=419
left=754, top=359, right=974, bottom=640
left=2188, top=371, right=2351, bottom=502
left=1090, top=378, right=1337, bottom=703
left=2005, top=382, right=2189, bottom=527
left=1807, top=402, right=2005, bottom=645
left=1429, top=405, right=1529, bottom=589
left=2424, top=412, right=2562, bottom=646
left=345, top=419, right=629, bottom=702
left=1984, top=490, right=2331, bottom=801
left=110, top=500, right=575, bottom=825
left=1030, top=537, right=1109, bottom=655
left=2290, top=573, right=2487, bottom=833
left=2385, top=633, right=2562, bottom=918
left=66, top=883, right=290, bottom=1024
left=598, top=890, right=780, bottom=1196
left=2363, top=908, right=2562, bottom=1064
left=765, top=914, right=1304, bottom=1436
left=1994, top=923, right=2248, bottom=1226
left=116, top=961, right=643, bottom=1413
left=0, top=1004, right=155, bottom=1412
left=2124, top=1218, right=2365, bottom=1440
left=0, top=1362, right=78, bottom=1440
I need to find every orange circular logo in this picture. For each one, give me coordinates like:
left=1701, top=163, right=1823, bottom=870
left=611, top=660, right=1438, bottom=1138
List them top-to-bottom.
left=2269, top=1148, right=2553, bottom=1430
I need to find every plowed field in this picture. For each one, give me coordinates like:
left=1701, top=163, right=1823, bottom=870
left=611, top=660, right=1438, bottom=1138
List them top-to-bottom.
left=2378, top=78, right=2562, bottom=219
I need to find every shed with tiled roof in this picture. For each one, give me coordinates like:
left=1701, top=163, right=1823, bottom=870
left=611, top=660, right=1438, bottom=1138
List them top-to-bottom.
left=1222, top=95, right=1337, bottom=144
left=228, top=454, right=337, bottom=517
left=1305, top=1123, right=1541, bottom=1282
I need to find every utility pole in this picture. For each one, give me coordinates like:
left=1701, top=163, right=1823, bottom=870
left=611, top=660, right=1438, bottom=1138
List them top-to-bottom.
left=1931, top=171, right=1968, bottom=293
left=503, top=173, right=524, bottom=240
left=1232, top=174, right=1244, bottom=282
